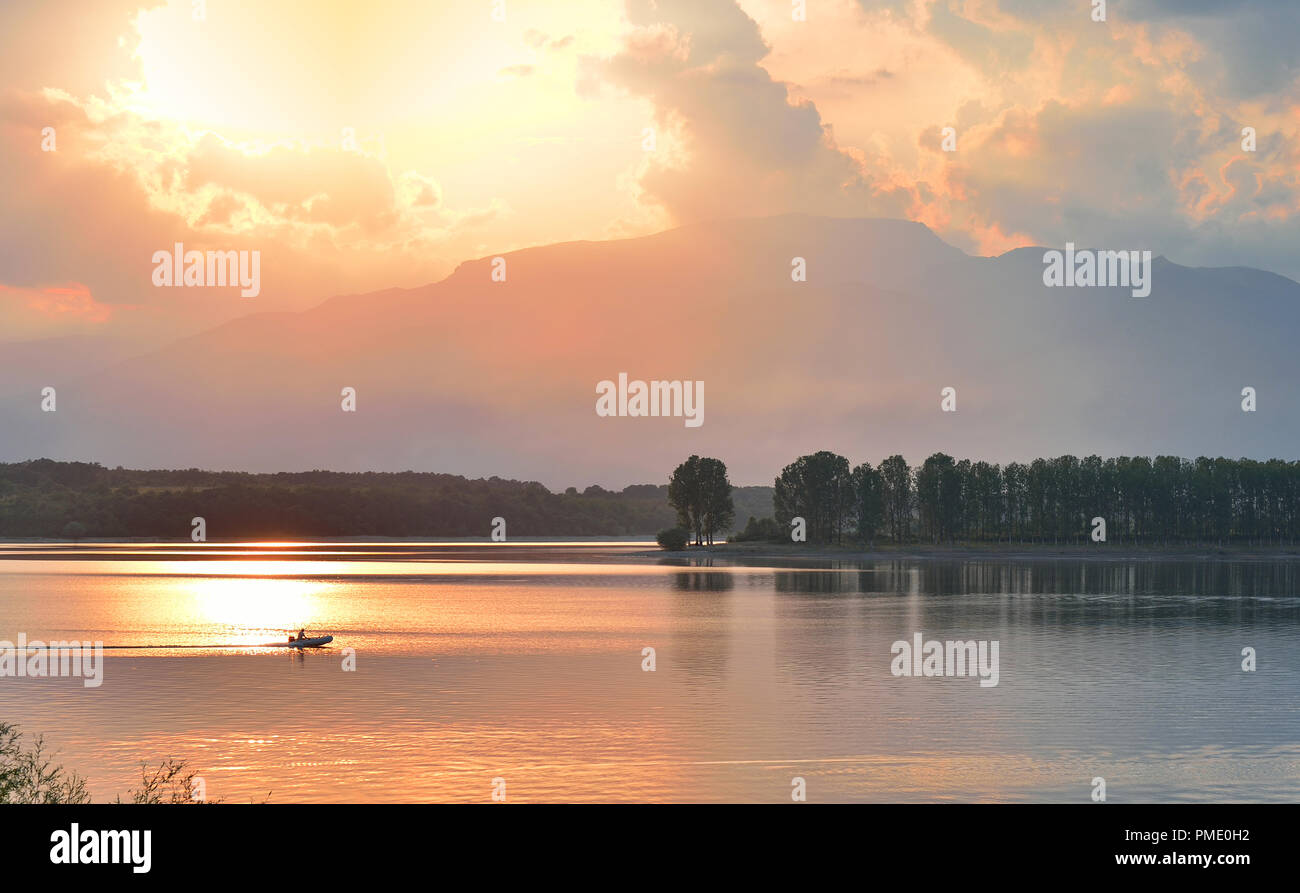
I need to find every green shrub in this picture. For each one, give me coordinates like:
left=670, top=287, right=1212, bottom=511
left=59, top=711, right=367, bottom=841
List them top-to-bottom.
left=729, top=516, right=784, bottom=543
left=656, top=527, right=689, bottom=550
left=1, top=721, right=241, bottom=804
left=0, top=722, right=89, bottom=804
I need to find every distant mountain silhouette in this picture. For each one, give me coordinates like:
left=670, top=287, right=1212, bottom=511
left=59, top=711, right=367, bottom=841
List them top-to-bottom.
left=3, top=214, right=1297, bottom=487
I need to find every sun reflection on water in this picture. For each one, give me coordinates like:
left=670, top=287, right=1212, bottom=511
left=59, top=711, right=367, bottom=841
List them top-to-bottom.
left=187, top=576, right=327, bottom=644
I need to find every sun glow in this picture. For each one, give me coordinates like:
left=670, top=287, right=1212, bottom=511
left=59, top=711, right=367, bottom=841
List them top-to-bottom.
left=188, top=576, right=326, bottom=637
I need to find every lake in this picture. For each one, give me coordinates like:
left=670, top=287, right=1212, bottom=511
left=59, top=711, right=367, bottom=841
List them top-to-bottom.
left=0, top=542, right=1297, bottom=803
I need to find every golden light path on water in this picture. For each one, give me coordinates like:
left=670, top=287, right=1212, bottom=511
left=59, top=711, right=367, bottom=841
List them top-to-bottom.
left=186, top=577, right=325, bottom=646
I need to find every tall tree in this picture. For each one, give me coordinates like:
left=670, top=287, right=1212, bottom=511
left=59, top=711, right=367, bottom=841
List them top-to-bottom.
left=774, top=451, right=853, bottom=543
left=916, top=453, right=961, bottom=543
left=878, top=454, right=913, bottom=543
left=668, top=455, right=734, bottom=546
left=668, top=455, right=705, bottom=545
left=698, top=457, right=734, bottom=546
left=850, top=461, right=884, bottom=546
left=969, top=461, right=1002, bottom=541
left=1003, top=462, right=1027, bottom=543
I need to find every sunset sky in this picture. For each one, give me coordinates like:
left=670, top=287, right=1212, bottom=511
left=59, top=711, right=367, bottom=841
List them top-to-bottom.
left=2, top=0, right=1299, bottom=343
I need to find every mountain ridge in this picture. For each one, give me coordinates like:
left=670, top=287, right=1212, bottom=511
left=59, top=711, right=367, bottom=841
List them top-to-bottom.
left=4, top=214, right=1297, bottom=488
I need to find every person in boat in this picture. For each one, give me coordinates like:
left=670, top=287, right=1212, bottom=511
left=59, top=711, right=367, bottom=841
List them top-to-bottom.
left=297, top=628, right=306, bottom=641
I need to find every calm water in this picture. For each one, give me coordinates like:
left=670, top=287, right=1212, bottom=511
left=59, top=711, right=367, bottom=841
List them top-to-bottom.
left=0, top=542, right=1297, bottom=803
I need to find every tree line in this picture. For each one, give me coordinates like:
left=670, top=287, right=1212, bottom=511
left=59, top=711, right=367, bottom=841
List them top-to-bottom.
left=755, top=451, right=1300, bottom=546
left=7, top=454, right=1298, bottom=547
left=0, top=459, right=682, bottom=538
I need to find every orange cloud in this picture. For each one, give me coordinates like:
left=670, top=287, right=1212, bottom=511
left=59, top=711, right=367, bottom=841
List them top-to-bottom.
left=0, top=282, right=114, bottom=337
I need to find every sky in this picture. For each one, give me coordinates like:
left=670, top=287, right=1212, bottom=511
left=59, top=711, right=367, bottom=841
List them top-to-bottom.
left=2, top=0, right=1299, bottom=344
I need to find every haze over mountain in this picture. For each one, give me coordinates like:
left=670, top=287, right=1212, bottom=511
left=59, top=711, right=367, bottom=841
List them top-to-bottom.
left=3, top=214, right=1297, bottom=489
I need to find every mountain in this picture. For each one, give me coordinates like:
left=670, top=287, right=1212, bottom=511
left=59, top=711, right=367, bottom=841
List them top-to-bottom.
left=2, top=214, right=1297, bottom=488
left=0, top=334, right=141, bottom=401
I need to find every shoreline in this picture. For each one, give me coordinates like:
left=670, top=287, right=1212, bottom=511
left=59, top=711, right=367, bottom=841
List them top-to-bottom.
left=0, top=535, right=654, bottom=545
left=2, top=537, right=1299, bottom=562
left=634, top=541, right=1300, bottom=562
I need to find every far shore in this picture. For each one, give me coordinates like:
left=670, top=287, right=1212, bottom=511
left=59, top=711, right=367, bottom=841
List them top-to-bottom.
left=0, top=535, right=653, bottom=544
left=2, top=536, right=1299, bottom=563
left=634, top=541, right=1300, bottom=562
